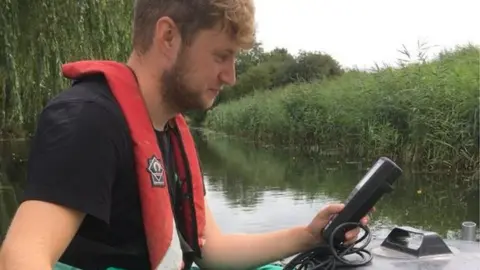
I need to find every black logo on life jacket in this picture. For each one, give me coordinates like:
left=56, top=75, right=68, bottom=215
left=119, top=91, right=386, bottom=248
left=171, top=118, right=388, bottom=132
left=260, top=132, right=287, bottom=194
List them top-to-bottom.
left=147, top=155, right=165, bottom=187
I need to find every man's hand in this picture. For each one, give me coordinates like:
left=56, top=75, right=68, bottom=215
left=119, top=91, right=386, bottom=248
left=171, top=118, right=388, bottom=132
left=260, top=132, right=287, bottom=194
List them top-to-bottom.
left=0, top=200, right=84, bottom=269
left=196, top=201, right=375, bottom=270
left=306, top=203, right=374, bottom=246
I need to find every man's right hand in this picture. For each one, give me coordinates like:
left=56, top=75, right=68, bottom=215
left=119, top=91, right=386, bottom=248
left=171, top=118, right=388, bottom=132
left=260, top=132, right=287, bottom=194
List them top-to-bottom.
left=0, top=200, right=84, bottom=269
left=306, top=203, right=371, bottom=246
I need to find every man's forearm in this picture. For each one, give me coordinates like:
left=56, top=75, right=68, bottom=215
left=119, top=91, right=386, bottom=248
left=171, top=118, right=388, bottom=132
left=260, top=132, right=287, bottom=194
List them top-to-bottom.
left=197, top=225, right=317, bottom=270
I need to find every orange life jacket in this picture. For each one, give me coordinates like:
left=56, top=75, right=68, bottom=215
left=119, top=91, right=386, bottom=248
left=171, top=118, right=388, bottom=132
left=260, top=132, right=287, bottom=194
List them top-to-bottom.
left=61, top=60, right=206, bottom=270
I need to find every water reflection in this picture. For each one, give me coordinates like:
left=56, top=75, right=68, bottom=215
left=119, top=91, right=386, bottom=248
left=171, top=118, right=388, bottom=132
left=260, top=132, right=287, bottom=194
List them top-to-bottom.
left=195, top=131, right=479, bottom=239
left=0, top=132, right=478, bottom=241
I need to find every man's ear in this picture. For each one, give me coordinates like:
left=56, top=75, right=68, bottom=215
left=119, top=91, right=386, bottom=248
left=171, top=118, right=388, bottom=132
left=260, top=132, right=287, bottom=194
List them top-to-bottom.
left=154, top=16, right=182, bottom=58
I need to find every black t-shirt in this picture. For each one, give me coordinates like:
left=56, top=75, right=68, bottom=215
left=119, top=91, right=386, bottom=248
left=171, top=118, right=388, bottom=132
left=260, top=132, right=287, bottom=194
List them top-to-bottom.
left=22, top=74, right=204, bottom=270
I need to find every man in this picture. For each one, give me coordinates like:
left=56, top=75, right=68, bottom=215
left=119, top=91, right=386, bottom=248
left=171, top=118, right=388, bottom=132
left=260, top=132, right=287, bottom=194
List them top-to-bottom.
left=0, top=0, right=370, bottom=269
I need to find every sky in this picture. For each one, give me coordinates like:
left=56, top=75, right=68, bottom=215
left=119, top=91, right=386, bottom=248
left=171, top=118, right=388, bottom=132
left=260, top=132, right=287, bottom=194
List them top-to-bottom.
left=253, top=0, right=480, bottom=70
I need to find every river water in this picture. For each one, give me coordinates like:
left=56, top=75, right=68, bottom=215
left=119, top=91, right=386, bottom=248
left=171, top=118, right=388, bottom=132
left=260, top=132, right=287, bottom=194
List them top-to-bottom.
left=1, top=131, right=478, bottom=241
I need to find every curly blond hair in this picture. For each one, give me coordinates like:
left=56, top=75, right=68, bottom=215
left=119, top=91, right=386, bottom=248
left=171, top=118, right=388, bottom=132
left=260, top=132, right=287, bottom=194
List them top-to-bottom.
left=133, top=0, right=256, bottom=53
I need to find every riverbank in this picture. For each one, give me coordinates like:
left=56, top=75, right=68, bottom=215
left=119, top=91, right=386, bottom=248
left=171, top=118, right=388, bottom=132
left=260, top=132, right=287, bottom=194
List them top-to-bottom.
left=203, top=44, right=479, bottom=172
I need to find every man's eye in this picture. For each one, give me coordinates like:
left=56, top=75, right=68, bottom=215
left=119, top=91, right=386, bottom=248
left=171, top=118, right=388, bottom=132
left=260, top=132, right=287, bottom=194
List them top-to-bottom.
left=215, top=54, right=228, bottom=62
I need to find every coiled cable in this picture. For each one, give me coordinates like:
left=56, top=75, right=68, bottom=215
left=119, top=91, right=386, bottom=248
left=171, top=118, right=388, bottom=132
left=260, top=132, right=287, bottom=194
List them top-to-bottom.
left=283, top=222, right=373, bottom=270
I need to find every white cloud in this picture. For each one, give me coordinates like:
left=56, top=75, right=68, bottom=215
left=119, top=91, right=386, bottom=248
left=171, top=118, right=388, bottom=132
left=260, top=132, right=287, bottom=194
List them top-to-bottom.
left=253, top=0, right=480, bottom=69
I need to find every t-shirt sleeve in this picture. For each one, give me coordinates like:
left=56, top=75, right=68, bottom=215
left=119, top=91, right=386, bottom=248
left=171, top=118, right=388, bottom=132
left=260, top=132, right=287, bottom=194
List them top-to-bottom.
left=22, top=100, right=119, bottom=224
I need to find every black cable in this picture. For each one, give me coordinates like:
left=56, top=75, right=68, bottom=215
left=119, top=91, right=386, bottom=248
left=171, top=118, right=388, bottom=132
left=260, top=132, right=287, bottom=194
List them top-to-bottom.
left=283, top=222, right=373, bottom=270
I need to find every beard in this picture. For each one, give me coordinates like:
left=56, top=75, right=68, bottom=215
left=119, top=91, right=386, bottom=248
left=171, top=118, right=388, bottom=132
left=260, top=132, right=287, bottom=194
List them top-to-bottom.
left=160, top=49, right=210, bottom=114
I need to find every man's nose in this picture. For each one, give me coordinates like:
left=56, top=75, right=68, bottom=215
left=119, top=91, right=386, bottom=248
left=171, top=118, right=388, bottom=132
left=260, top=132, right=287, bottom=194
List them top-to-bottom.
left=219, top=61, right=236, bottom=87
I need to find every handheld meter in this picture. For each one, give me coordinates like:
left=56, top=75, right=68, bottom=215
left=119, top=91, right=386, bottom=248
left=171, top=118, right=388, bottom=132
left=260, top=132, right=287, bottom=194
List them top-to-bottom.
left=322, top=157, right=403, bottom=244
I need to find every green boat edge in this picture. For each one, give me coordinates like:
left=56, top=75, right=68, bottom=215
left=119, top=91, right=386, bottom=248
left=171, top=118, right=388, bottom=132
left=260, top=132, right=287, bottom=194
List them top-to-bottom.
left=55, top=261, right=285, bottom=270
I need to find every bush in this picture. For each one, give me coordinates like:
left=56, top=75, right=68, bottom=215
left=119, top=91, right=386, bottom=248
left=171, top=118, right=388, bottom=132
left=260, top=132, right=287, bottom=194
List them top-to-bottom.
left=204, top=44, right=480, bottom=171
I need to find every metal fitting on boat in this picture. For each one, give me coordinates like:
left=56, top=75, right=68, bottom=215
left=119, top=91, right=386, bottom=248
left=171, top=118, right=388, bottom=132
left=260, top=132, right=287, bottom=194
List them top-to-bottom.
left=461, top=221, right=477, bottom=242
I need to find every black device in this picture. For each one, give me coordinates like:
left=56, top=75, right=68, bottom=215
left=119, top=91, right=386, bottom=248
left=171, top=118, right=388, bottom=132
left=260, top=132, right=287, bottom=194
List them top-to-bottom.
left=322, top=156, right=403, bottom=245
left=283, top=157, right=403, bottom=270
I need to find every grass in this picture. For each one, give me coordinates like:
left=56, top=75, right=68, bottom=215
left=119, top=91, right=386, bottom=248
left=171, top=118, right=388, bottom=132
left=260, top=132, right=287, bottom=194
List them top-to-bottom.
left=0, top=0, right=133, bottom=138
left=204, top=44, right=480, bottom=171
